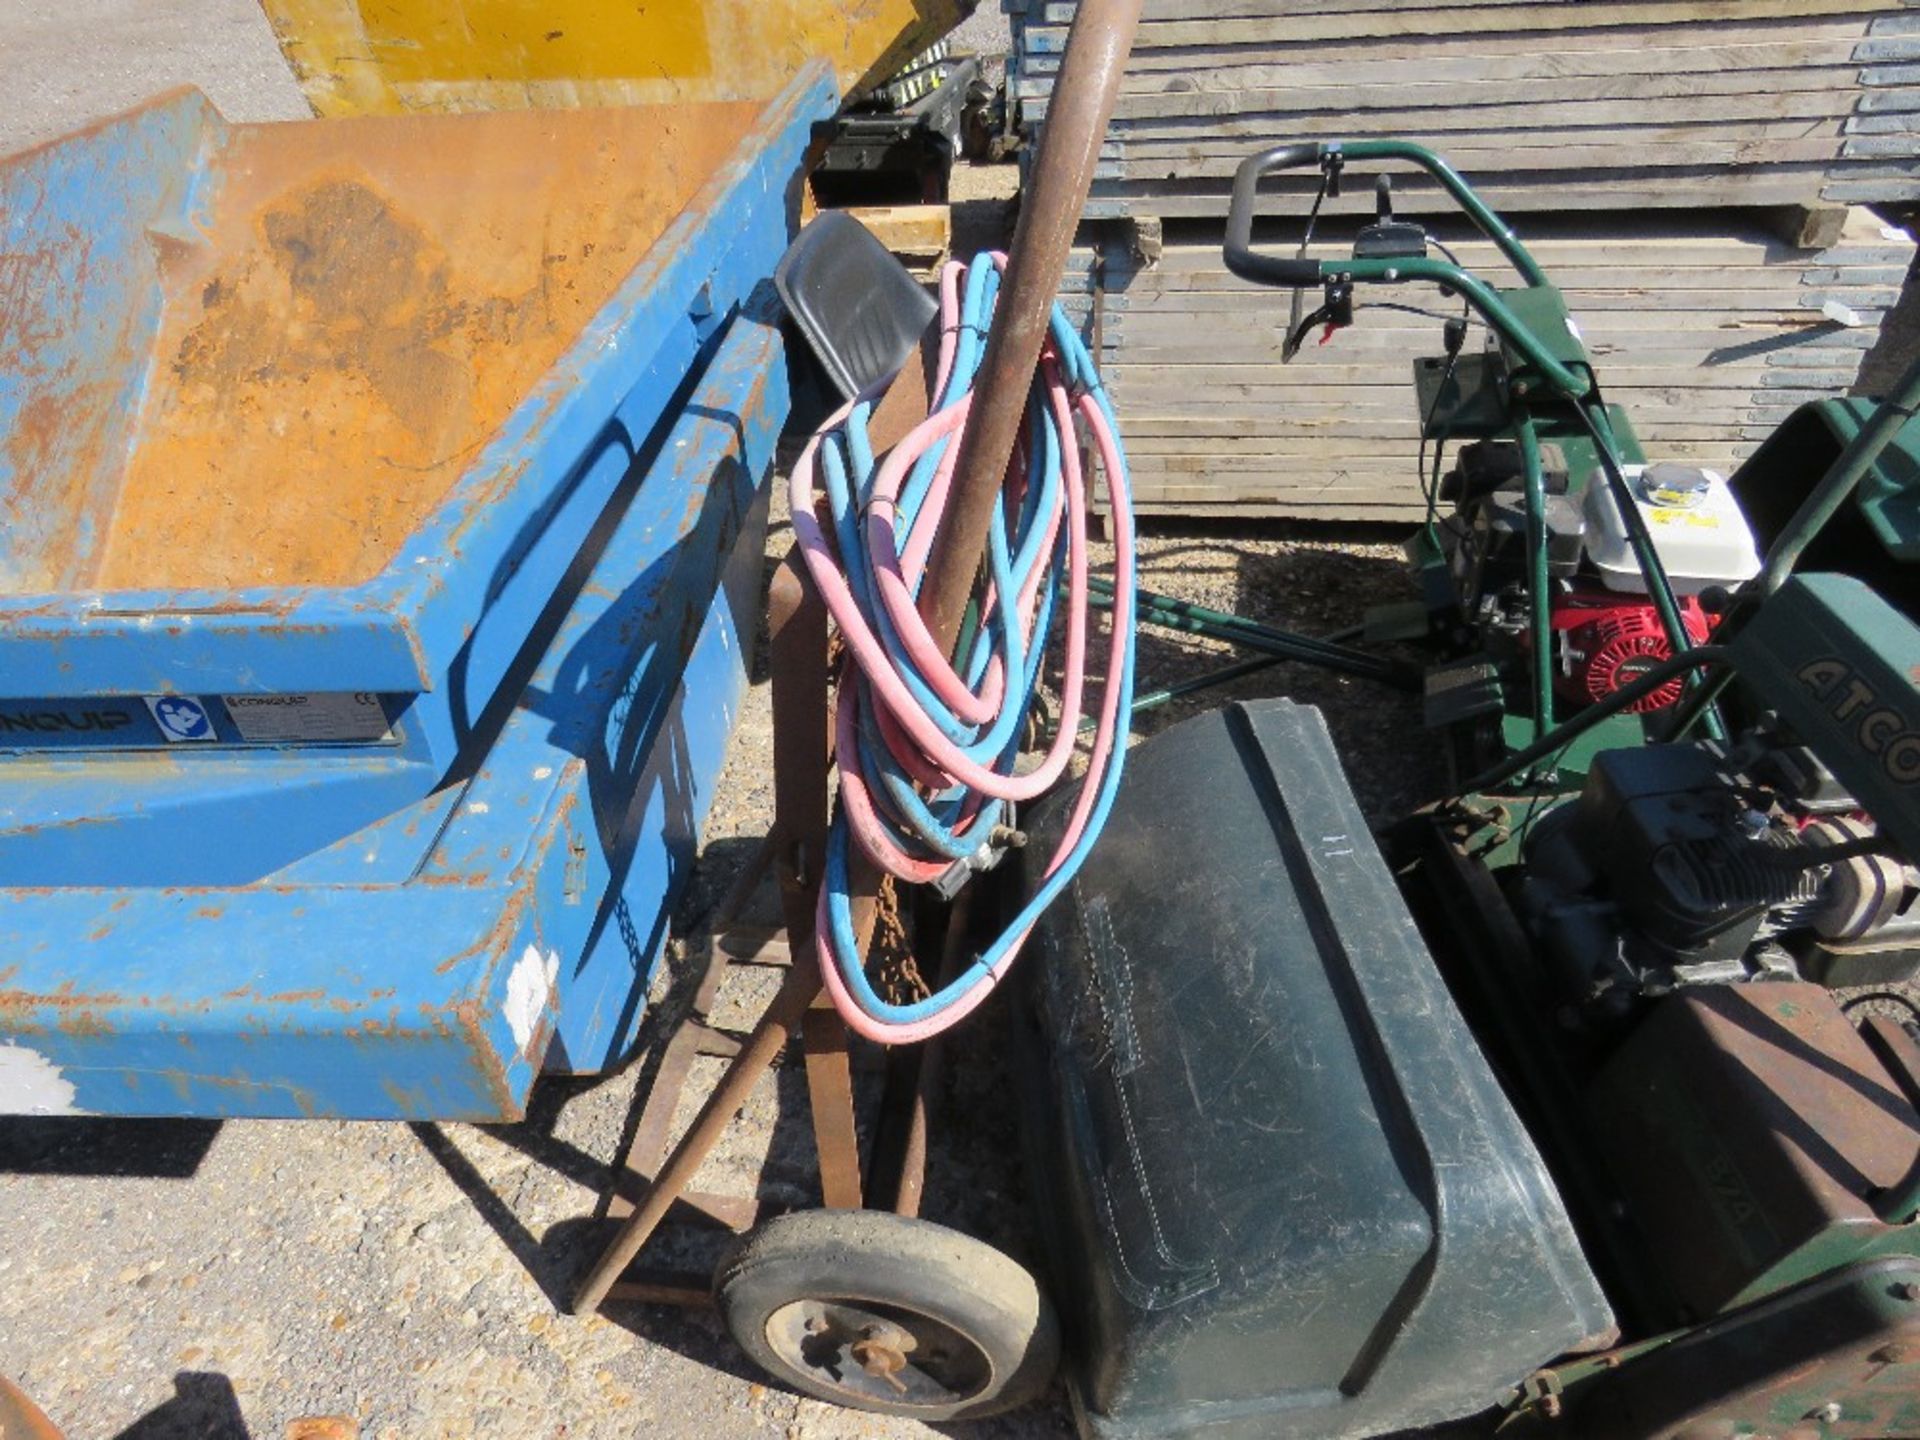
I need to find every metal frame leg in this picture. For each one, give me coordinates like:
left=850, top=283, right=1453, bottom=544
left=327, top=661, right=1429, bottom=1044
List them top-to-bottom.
left=575, top=299, right=951, bottom=1317
left=572, top=552, right=836, bottom=1315
left=609, top=838, right=778, bottom=1237
left=803, top=999, right=863, bottom=1209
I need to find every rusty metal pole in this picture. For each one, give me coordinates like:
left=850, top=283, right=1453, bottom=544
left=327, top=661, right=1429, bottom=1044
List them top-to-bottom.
left=916, top=0, right=1143, bottom=653
left=0, top=1377, right=65, bottom=1440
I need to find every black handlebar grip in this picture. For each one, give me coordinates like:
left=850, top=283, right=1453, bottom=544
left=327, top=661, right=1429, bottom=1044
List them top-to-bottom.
left=1224, top=142, right=1328, bottom=287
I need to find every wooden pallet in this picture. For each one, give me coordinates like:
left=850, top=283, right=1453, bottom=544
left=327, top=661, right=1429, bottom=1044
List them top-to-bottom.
left=1008, top=0, right=1920, bottom=217
left=1066, top=208, right=1914, bottom=522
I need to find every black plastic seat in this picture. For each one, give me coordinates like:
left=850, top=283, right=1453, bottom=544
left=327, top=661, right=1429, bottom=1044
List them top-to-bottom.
left=773, top=210, right=939, bottom=401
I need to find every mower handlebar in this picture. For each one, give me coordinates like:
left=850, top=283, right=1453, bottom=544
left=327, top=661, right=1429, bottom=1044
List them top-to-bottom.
left=1218, top=137, right=1593, bottom=398
left=1224, top=139, right=1553, bottom=292
left=1224, top=143, right=1328, bottom=288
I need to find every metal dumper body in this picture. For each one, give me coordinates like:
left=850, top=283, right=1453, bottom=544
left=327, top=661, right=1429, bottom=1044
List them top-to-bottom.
left=0, top=68, right=834, bottom=1120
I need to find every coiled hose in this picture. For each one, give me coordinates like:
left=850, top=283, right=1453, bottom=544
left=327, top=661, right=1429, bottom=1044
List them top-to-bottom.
left=789, top=251, right=1138, bottom=1044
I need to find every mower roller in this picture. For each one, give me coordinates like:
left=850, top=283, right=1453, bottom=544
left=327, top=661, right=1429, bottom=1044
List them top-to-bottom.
left=1013, top=137, right=1920, bottom=1440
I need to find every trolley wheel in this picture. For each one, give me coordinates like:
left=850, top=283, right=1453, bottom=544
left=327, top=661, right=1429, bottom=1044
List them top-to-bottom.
left=714, top=1209, right=1059, bottom=1420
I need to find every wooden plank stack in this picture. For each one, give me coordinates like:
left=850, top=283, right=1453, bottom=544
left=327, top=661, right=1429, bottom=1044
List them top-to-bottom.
left=1009, top=0, right=1920, bottom=521
left=1013, top=1, right=1920, bottom=219
left=1059, top=210, right=1914, bottom=520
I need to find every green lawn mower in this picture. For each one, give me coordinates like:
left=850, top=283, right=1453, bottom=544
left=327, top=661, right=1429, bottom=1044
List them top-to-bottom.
left=1012, top=141, right=1920, bottom=1440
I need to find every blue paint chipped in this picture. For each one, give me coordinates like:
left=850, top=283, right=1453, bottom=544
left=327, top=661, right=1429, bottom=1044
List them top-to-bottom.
left=0, top=67, right=832, bottom=1119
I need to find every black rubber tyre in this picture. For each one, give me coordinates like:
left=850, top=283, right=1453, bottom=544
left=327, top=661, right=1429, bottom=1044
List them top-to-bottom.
left=714, top=1209, right=1059, bottom=1421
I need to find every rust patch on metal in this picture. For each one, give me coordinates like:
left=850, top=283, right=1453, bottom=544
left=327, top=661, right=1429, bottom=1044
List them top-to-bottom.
left=71, top=100, right=760, bottom=593
left=0, top=209, right=145, bottom=594
left=2, top=387, right=105, bottom=592
left=428, top=792, right=570, bottom=968
left=0, top=980, right=127, bottom=1012
left=1592, top=982, right=1920, bottom=1316
left=452, top=997, right=522, bottom=1120
left=56, top=1009, right=114, bottom=1038
left=151, top=1065, right=323, bottom=1115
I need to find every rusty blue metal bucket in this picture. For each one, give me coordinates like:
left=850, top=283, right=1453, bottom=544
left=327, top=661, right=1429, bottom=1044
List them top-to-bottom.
left=0, top=66, right=833, bottom=1119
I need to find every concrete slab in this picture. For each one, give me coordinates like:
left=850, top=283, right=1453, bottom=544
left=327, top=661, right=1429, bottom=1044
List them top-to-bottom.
left=0, top=0, right=307, bottom=157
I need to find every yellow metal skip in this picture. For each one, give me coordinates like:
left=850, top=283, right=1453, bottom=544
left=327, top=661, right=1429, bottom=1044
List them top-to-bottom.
left=260, top=0, right=968, bottom=116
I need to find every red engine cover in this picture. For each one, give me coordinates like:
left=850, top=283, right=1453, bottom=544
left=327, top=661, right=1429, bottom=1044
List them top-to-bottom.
left=1548, top=591, right=1711, bottom=712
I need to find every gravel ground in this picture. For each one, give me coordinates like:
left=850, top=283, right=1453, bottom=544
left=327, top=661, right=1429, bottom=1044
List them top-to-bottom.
left=949, top=3, right=1013, bottom=86
left=1115, top=527, right=1434, bottom=816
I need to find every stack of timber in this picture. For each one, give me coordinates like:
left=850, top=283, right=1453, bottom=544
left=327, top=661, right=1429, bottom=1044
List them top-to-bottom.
left=1008, top=0, right=1920, bottom=521
left=1009, top=0, right=1920, bottom=219
left=1058, top=209, right=1915, bottom=522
